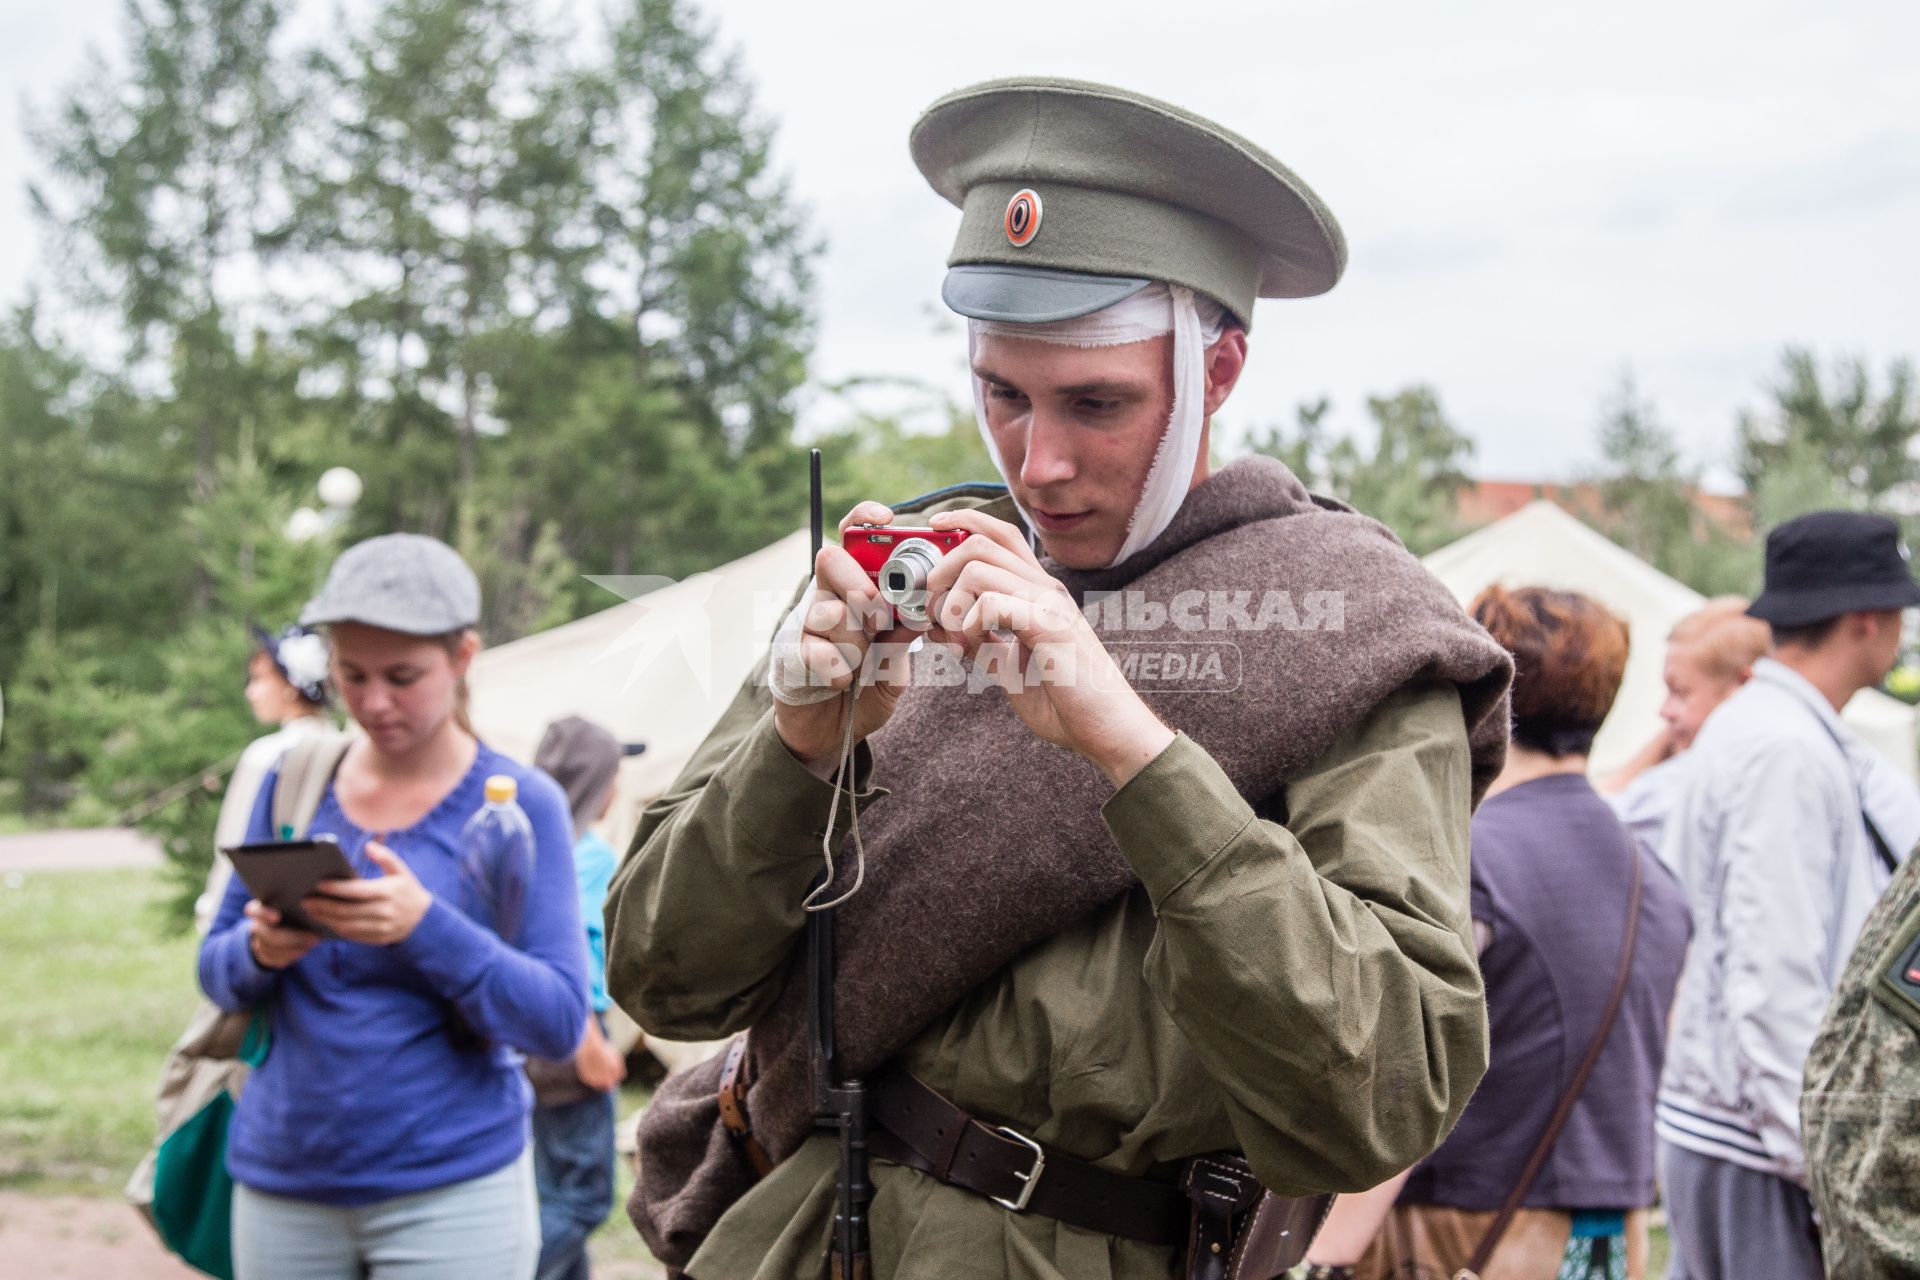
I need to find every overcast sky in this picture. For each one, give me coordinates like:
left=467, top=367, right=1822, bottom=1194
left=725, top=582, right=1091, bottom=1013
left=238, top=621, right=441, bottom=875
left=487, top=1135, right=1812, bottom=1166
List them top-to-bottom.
left=5, top=0, right=1917, bottom=487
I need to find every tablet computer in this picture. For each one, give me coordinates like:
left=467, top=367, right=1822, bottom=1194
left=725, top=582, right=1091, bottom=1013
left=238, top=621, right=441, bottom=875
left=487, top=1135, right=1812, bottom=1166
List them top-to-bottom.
left=222, top=838, right=359, bottom=938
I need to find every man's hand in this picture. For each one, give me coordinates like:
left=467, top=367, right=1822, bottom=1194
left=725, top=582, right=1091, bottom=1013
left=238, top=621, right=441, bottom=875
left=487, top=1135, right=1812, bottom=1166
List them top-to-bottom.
left=771, top=501, right=919, bottom=778
left=922, top=509, right=1175, bottom=787
left=302, top=842, right=433, bottom=946
left=245, top=900, right=321, bottom=969
left=574, top=1016, right=627, bottom=1092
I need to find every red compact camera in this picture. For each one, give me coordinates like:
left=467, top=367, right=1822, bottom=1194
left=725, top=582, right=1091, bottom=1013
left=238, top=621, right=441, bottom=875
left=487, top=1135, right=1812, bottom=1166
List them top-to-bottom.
left=842, top=525, right=971, bottom=626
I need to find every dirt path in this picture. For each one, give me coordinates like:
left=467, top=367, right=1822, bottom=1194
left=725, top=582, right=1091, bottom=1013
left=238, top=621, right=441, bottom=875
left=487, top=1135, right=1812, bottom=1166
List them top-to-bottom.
left=0, top=828, right=163, bottom=874
left=0, top=1192, right=665, bottom=1279
left=0, top=1193, right=198, bottom=1280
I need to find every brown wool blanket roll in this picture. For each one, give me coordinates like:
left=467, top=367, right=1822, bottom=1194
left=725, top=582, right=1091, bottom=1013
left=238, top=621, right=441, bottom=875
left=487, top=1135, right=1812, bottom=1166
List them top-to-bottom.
left=626, top=456, right=1513, bottom=1267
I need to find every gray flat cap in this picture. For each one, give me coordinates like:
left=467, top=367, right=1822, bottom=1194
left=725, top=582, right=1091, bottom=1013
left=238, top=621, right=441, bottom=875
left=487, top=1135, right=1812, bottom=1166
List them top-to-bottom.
left=301, top=533, right=481, bottom=635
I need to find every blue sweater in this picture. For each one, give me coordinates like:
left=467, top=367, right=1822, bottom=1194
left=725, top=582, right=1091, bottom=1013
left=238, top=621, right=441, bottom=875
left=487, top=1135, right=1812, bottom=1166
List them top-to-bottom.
left=198, top=743, right=590, bottom=1205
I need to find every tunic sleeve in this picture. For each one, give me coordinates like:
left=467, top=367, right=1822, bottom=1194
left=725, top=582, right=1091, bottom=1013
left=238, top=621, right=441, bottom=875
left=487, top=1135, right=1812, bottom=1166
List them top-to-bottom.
left=604, top=668, right=879, bottom=1040
left=1101, top=681, right=1484, bottom=1195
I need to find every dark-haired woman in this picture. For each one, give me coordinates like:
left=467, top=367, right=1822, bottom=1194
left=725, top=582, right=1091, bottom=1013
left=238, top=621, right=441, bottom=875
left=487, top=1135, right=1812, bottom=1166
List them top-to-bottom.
left=198, top=533, right=588, bottom=1280
left=1341, top=586, right=1691, bottom=1280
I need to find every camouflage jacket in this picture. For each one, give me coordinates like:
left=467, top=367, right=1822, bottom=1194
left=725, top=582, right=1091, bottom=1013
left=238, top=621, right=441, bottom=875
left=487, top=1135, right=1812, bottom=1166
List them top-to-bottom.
left=1802, top=840, right=1920, bottom=1278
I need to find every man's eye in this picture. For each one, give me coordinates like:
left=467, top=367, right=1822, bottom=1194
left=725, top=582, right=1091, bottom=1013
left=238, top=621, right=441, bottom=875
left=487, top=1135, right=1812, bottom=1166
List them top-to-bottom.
left=986, top=386, right=1026, bottom=402
left=1077, top=398, right=1120, bottom=414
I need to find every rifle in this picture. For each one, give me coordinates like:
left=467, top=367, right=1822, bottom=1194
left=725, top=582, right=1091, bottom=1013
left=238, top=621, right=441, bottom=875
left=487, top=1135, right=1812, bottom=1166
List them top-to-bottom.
left=807, top=447, right=873, bottom=1280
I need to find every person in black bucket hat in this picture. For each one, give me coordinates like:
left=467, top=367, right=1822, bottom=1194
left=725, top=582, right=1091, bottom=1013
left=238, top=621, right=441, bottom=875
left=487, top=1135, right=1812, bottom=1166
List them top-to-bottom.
left=1653, top=508, right=1920, bottom=1280
left=1747, top=510, right=1920, bottom=632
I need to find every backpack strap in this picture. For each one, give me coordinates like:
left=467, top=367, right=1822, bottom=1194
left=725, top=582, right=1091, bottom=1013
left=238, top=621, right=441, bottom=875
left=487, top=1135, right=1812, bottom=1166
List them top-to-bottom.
left=269, top=733, right=354, bottom=839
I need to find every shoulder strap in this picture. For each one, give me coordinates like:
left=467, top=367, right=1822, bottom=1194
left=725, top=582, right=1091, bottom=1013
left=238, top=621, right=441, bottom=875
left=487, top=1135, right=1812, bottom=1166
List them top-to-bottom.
left=1804, top=703, right=1902, bottom=875
left=269, top=733, right=354, bottom=839
left=1865, top=812, right=1900, bottom=875
left=1459, top=824, right=1646, bottom=1280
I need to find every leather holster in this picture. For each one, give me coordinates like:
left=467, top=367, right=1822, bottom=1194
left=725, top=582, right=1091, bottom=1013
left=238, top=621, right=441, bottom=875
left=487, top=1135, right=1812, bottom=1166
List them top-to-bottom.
left=1183, top=1155, right=1335, bottom=1280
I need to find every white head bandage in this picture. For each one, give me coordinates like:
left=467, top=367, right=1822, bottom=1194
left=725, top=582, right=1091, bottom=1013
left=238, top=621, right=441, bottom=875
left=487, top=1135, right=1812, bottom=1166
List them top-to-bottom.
left=967, top=283, right=1228, bottom=567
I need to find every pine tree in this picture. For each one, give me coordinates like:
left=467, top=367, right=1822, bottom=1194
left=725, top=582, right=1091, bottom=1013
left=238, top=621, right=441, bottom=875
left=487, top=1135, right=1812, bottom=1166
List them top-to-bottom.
left=29, top=0, right=296, bottom=505
left=289, top=0, right=590, bottom=526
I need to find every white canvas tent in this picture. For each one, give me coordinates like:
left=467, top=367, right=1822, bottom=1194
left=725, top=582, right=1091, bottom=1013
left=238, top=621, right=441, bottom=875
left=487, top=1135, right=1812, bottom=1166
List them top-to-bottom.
left=470, top=497, right=1920, bottom=825
left=1422, top=500, right=1919, bottom=779
left=467, top=529, right=812, bottom=854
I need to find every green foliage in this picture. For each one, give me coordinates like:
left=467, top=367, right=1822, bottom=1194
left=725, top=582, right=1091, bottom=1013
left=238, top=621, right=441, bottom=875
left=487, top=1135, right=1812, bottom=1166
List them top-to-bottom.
left=5, top=0, right=825, bottom=892
left=288, top=0, right=587, bottom=506
left=1737, top=349, right=1920, bottom=513
left=1736, top=352, right=1919, bottom=564
left=1590, top=375, right=1753, bottom=597
left=812, top=380, right=998, bottom=518
left=1246, top=386, right=1475, bottom=554
left=78, top=443, right=340, bottom=921
left=0, top=629, right=119, bottom=817
left=1886, top=666, right=1920, bottom=706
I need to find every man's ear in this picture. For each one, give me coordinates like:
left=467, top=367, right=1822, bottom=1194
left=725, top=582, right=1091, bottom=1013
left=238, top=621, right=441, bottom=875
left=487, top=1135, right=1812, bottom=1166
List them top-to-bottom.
left=1202, top=329, right=1249, bottom=419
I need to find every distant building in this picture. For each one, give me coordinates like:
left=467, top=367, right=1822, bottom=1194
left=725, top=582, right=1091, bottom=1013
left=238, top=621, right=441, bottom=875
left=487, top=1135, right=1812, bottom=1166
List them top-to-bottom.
left=1457, top=480, right=1752, bottom=541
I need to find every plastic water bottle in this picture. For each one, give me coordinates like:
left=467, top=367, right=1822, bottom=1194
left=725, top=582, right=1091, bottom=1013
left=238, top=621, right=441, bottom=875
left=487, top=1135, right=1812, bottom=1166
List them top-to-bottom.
left=460, top=775, right=534, bottom=941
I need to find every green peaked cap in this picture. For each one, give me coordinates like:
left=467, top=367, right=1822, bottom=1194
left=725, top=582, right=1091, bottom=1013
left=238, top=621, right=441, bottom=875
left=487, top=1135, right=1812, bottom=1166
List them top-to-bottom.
left=910, top=77, right=1347, bottom=332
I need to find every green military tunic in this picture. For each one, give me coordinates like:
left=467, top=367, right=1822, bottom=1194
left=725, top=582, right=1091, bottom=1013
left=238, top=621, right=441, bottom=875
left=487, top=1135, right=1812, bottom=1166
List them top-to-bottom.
left=610, top=678, right=1483, bottom=1279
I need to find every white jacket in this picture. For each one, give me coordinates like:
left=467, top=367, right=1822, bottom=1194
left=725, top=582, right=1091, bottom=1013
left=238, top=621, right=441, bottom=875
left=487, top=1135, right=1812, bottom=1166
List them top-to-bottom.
left=1654, top=659, right=1919, bottom=1185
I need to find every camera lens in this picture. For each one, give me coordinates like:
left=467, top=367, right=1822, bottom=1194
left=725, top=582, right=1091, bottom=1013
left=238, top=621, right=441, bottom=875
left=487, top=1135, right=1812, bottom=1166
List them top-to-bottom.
left=877, top=541, right=943, bottom=624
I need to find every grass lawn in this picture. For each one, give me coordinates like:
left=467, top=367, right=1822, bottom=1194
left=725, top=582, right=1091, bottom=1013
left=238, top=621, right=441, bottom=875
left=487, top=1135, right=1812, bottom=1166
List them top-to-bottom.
left=0, top=866, right=667, bottom=1272
left=0, top=867, right=203, bottom=1194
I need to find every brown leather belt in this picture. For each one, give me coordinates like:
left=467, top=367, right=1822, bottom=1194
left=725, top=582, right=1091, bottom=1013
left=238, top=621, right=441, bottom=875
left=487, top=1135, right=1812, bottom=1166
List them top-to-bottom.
left=717, top=1036, right=775, bottom=1178
left=865, top=1066, right=1188, bottom=1248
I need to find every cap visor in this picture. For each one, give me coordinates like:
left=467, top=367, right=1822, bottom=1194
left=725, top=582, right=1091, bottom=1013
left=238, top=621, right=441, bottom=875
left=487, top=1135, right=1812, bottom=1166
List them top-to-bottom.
left=942, top=264, right=1152, bottom=324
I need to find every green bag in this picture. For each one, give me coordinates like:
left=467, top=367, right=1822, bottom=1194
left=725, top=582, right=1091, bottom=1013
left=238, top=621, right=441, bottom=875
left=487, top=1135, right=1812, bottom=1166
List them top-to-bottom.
left=149, top=1013, right=270, bottom=1280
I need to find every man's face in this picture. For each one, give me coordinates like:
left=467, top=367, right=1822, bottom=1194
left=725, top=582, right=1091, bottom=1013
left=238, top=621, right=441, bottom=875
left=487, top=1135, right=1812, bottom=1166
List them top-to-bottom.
left=972, top=332, right=1179, bottom=570
left=1864, top=608, right=1906, bottom=684
left=1659, top=646, right=1742, bottom=751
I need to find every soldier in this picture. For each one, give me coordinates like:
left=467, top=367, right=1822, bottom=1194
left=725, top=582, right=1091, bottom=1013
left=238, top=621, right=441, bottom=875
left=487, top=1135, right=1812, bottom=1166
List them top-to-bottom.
left=606, top=78, right=1514, bottom=1279
left=1803, top=826, right=1920, bottom=1278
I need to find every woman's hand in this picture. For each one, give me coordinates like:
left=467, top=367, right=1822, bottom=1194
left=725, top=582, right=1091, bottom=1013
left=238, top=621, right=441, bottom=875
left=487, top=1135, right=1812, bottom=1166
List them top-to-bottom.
left=770, top=501, right=920, bottom=777
left=922, top=509, right=1175, bottom=787
left=302, top=842, right=433, bottom=946
left=245, top=900, right=321, bottom=969
left=573, top=1016, right=628, bottom=1092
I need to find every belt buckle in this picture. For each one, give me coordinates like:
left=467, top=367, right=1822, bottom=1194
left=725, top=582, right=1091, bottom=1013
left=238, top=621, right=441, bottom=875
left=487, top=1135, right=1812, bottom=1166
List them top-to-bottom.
left=990, top=1126, right=1047, bottom=1213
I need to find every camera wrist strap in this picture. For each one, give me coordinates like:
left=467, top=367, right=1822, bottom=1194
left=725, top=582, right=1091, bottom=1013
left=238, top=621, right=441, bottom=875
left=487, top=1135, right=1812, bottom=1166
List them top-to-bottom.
left=804, top=682, right=866, bottom=912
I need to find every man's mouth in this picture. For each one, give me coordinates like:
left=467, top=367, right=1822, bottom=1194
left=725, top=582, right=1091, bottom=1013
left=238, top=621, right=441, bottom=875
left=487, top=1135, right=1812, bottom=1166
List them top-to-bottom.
left=1030, top=507, right=1094, bottom=532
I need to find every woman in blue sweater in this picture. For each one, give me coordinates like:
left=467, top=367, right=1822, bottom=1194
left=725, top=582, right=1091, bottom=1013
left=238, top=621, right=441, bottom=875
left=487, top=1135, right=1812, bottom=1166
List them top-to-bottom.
left=199, top=533, right=589, bottom=1280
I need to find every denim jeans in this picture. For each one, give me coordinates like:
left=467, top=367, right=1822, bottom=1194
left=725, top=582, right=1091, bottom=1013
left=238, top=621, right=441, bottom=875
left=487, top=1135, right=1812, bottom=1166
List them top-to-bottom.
left=531, top=1087, right=617, bottom=1280
left=232, top=1148, right=538, bottom=1280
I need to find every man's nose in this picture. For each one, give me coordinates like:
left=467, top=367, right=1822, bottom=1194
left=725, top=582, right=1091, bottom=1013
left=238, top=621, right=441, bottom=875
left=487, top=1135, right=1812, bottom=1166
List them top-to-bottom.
left=1019, top=409, right=1077, bottom=490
